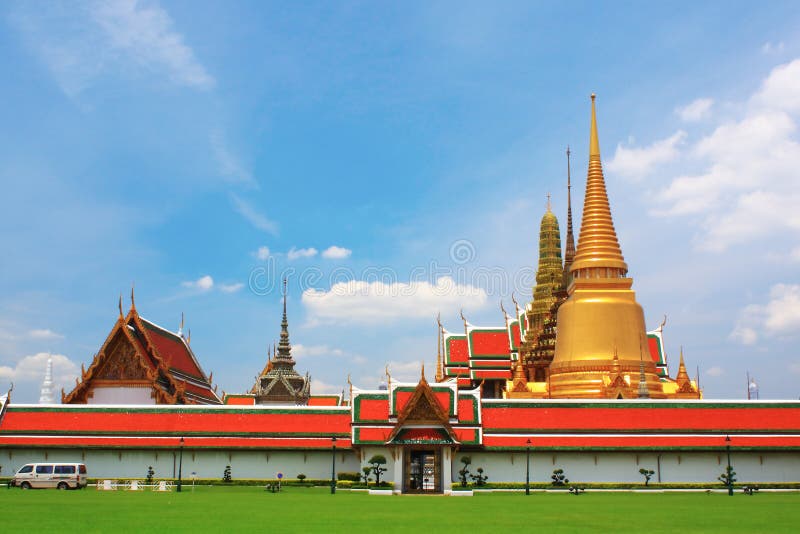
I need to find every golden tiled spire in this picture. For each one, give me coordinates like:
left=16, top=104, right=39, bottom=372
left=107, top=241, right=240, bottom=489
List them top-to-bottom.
left=570, top=94, right=628, bottom=277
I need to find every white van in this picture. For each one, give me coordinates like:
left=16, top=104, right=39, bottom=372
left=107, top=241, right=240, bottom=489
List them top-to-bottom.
left=12, top=462, right=88, bottom=490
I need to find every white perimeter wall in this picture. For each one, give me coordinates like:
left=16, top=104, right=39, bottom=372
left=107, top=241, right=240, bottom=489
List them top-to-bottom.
left=2, top=448, right=798, bottom=485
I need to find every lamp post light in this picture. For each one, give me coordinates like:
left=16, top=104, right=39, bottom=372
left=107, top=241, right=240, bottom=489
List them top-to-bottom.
left=725, top=434, right=733, bottom=496
left=330, top=436, right=337, bottom=495
left=177, top=437, right=184, bottom=493
left=525, top=439, right=531, bottom=496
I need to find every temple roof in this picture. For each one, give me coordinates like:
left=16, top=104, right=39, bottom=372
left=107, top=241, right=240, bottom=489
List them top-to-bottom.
left=63, top=303, right=220, bottom=405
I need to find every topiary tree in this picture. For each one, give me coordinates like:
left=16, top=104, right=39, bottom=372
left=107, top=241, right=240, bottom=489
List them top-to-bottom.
left=368, top=455, right=388, bottom=485
left=458, top=456, right=472, bottom=487
left=222, top=465, right=232, bottom=483
left=146, top=466, right=154, bottom=484
left=361, top=466, right=372, bottom=484
left=718, top=466, right=737, bottom=487
left=471, top=467, right=488, bottom=486
left=551, top=468, right=569, bottom=486
left=639, top=468, right=655, bottom=486
left=297, top=474, right=306, bottom=484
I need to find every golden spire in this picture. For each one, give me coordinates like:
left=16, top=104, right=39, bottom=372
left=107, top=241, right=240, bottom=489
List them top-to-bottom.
left=570, top=94, right=628, bottom=277
left=675, top=347, right=691, bottom=386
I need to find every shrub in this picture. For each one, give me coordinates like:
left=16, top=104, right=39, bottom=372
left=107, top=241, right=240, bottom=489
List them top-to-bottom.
left=368, top=455, right=388, bottom=485
left=458, top=457, right=472, bottom=487
left=223, top=465, right=232, bottom=483
left=146, top=466, right=154, bottom=484
left=361, top=466, right=372, bottom=484
left=719, top=466, right=737, bottom=487
left=471, top=467, right=488, bottom=486
left=551, top=468, right=569, bottom=486
left=639, top=468, right=655, bottom=486
left=337, top=472, right=360, bottom=482
left=297, top=474, right=306, bottom=483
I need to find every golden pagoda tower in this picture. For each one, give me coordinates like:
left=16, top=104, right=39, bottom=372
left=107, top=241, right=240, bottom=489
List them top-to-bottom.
left=548, top=95, right=665, bottom=399
left=527, top=196, right=565, bottom=333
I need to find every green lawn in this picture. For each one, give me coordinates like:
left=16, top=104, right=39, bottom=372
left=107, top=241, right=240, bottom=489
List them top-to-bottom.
left=1, top=486, right=797, bottom=533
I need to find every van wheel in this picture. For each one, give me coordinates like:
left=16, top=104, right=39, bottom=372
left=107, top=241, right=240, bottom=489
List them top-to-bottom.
left=21, top=482, right=31, bottom=490
left=57, top=482, right=69, bottom=490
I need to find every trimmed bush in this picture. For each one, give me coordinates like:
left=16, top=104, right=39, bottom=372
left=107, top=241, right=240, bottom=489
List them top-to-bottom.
left=337, top=472, right=360, bottom=482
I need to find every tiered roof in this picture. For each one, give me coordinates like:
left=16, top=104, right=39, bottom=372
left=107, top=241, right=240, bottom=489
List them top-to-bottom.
left=63, top=299, right=220, bottom=405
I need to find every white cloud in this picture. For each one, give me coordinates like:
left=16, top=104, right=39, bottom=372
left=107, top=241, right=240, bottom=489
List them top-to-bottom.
left=11, top=0, right=214, bottom=96
left=762, top=41, right=785, bottom=54
left=653, top=58, right=800, bottom=251
left=675, top=98, right=714, bottom=122
left=210, top=130, right=256, bottom=187
left=606, top=130, right=686, bottom=180
left=230, top=194, right=279, bottom=235
left=255, top=246, right=271, bottom=261
left=321, top=246, right=352, bottom=259
left=288, top=247, right=318, bottom=260
left=791, top=247, right=800, bottom=263
left=182, top=275, right=214, bottom=291
left=302, top=276, right=488, bottom=324
left=219, top=282, right=244, bottom=294
left=731, top=284, right=800, bottom=345
left=27, top=329, right=64, bottom=340
left=293, top=344, right=344, bottom=359
left=0, top=352, right=79, bottom=390
left=789, top=363, right=800, bottom=375
left=706, top=366, right=725, bottom=377
left=310, top=378, right=342, bottom=395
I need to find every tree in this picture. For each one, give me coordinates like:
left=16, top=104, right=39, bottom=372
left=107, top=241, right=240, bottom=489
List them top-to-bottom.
left=368, top=455, right=388, bottom=485
left=458, top=456, right=472, bottom=487
left=223, top=465, right=232, bottom=483
left=146, top=466, right=154, bottom=484
left=361, top=466, right=372, bottom=484
left=719, top=466, right=737, bottom=487
left=471, top=467, right=488, bottom=486
left=551, top=468, right=569, bottom=486
left=639, top=468, right=655, bottom=486
left=297, top=474, right=306, bottom=483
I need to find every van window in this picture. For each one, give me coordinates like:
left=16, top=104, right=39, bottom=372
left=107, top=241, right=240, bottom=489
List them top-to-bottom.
left=17, top=465, right=33, bottom=474
left=35, top=465, right=54, bottom=474
left=54, top=465, right=76, bottom=474
left=79, top=465, right=87, bottom=474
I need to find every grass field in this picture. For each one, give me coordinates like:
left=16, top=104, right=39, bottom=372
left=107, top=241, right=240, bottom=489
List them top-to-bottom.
left=1, top=486, right=797, bottom=533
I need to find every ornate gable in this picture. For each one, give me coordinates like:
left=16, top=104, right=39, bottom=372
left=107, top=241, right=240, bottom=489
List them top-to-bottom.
left=387, top=372, right=457, bottom=444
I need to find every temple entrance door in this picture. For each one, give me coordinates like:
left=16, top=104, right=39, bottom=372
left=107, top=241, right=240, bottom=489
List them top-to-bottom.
left=403, top=449, right=441, bottom=493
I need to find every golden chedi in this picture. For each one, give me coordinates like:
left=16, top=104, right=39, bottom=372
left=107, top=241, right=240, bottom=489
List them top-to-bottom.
left=549, top=95, right=665, bottom=399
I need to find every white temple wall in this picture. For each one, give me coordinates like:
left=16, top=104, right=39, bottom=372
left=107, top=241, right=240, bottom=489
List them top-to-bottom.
left=88, top=387, right=156, bottom=404
left=0, top=448, right=360, bottom=481
left=2, top=448, right=798, bottom=484
left=458, top=451, right=800, bottom=485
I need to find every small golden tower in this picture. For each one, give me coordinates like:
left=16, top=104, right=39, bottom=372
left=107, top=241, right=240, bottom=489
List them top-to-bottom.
left=548, top=95, right=665, bottom=399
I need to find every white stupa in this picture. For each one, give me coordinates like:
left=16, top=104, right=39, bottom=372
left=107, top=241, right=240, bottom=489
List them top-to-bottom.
left=39, top=355, right=54, bottom=404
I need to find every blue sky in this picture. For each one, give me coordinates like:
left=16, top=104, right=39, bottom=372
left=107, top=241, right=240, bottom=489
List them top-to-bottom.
left=2, top=1, right=799, bottom=402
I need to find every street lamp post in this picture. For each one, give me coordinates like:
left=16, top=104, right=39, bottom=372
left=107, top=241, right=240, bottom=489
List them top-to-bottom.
left=725, top=434, right=733, bottom=496
left=330, top=436, right=337, bottom=495
left=177, top=437, right=184, bottom=493
left=525, top=439, right=531, bottom=495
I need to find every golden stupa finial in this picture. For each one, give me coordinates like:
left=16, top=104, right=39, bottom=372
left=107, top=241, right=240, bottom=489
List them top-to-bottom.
left=569, top=93, right=628, bottom=277
left=590, top=93, right=600, bottom=157
left=546, top=192, right=552, bottom=212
